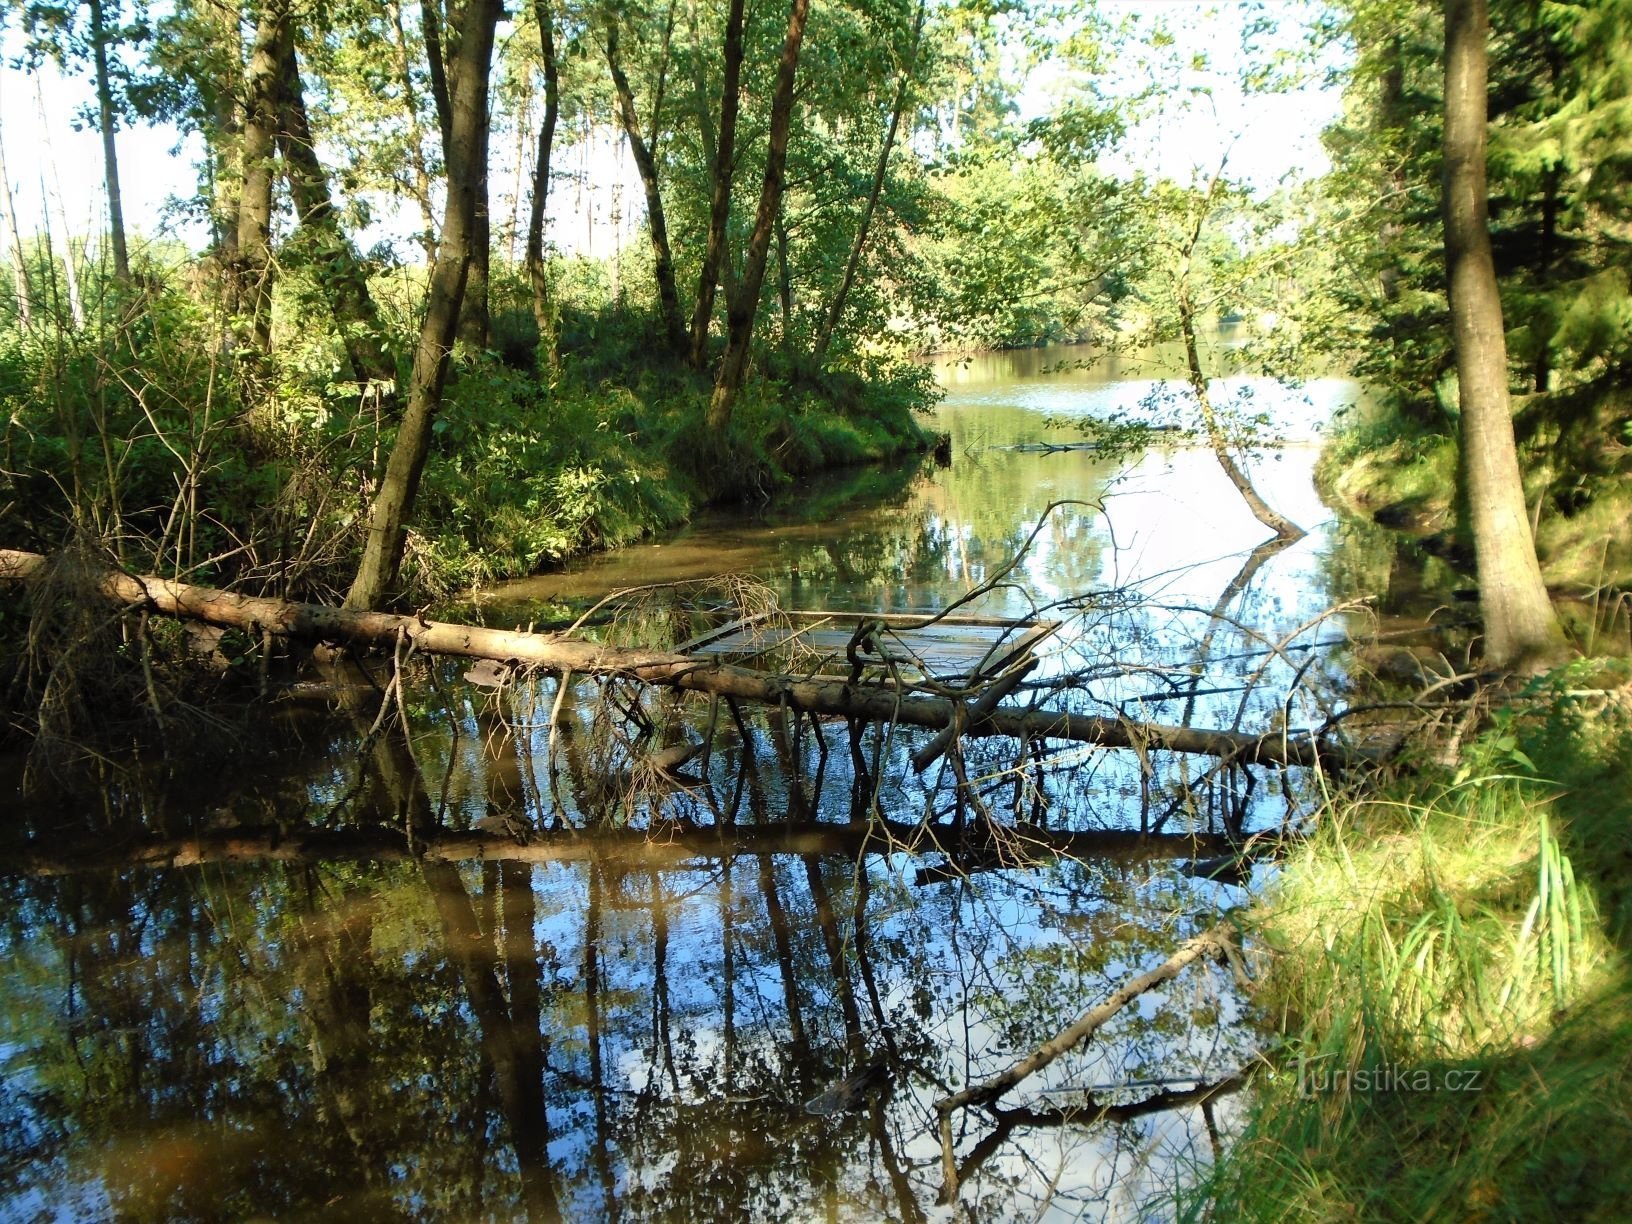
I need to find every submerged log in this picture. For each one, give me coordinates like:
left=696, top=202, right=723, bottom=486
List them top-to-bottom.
left=0, top=549, right=1367, bottom=769
left=4, top=819, right=1235, bottom=877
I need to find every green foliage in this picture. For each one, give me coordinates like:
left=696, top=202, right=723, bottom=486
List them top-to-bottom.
left=1313, top=0, right=1632, bottom=564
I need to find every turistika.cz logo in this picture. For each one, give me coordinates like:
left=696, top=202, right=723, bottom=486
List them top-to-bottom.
left=1295, top=1056, right=1485, bottom=1097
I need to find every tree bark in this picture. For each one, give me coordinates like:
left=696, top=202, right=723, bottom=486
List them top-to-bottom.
left=87, top=0, right=130, bottom=284
left=344, top=0, right=502, bottom=609
left=421, top=0, right=454, bottom=153
left=524, top=0, right=561, bottom=369
left=687, top=0, right=745, bottom=369
left=707, top=0, right=812, bottom=432
left=811, top=0, right=924, bottom=365
left=1442, top=0, right=1566, bottom=670
left=236, top=1, right=289, bottom=354
left=605, top=21, right=687, bottom=353
left=275, top=39, right=394, bottom=387
left=456, top=112, right=491, bottom=350
left=0, top=549, right=1373, bottom=770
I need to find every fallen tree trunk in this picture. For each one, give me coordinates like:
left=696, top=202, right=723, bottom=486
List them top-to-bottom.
left=0, top=549, right=1367, bottom=769
left=3, top=819, right=1235, bottom=877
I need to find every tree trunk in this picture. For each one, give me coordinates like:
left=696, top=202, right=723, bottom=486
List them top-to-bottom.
left=87, top=0, right=130, bottom=284
left=345, top=0, right=502, bottom=610
left=421, top=0, right=454, bottom=153
left=524, top=0, right=561, bottom=369
left=687, top=0, right=745, bottom=369
left=707, top=0, right=811, bottom=432
left=812, top=0, right=924, bottom=364
left=1442, top=0, right=1566, bottom=670
left=236, top=1, right=289, bottom=354
left=605, top=22, right=687, bottom=354
left=275, top=39, right=393, bottom=386
left=33, top=80, right=85, bottom=329
left=456, top=119, right=491, bottom=350
left=0, top=124, right=31, bottom=328
left=775, top=208, right=793, bottom=351
left=1177, top=280, right=1304, bottom=542
left=0, top=549, right=1373, bottom=771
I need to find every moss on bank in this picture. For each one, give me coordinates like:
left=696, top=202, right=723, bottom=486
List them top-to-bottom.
left=1316, top=399, right=1632, bottom=591
left=1185, top=665, right=1632, bottom=1221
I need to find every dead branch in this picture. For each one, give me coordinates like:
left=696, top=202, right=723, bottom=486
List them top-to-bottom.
left=0, top=548, right=1377, bottom=769
left=3, top=818, right=1238, bottom=877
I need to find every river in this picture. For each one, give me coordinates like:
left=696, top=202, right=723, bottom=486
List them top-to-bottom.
left=1, top=345, right=1420, bottom=1221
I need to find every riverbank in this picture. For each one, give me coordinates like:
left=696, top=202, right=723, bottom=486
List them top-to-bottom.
left=408, top=345, right=939, bottom=596
left=1314, top=404, right=1632, bottom=594
left=1185, top=665, right=1632, bottom=1220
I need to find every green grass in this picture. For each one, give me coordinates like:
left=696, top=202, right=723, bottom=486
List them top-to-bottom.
left=1183, top=671, right=1632, bottom=1221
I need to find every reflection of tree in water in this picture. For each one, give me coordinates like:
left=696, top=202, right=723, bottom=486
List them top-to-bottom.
left=0, top=479, right=1364, bottom=1219
left=0, top=749, right=1253, bottom=1219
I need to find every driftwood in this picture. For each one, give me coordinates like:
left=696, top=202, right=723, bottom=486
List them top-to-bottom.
left=0, top=548, right=1365, bottom=769
left=3, top=819, right=1237, bottom=877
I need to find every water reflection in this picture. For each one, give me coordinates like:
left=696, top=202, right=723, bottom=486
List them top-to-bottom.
left=2, top=346, right=1395, bottom=1220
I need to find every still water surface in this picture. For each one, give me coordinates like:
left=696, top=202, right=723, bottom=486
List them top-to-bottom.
left=2, top=347, right=1397, bottom=1221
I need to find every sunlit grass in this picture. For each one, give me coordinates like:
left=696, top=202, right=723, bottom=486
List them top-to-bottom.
left=1177, top=681, right=1632, bottom=1221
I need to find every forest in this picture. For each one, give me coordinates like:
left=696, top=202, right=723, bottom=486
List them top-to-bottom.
left=0, top=0, right=1630, bottom=1219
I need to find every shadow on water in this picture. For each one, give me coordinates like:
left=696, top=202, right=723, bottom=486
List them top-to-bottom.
left=0, top=346, right=1486, bottom=1220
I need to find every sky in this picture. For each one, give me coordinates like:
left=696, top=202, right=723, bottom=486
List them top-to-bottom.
left=0, top=1, right=1348, bottom=264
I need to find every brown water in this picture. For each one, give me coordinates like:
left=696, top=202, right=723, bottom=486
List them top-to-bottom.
left=1, top=346, right=1429, bottom=1222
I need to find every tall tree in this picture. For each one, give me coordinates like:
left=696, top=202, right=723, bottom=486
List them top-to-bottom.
left=85, top=0, right=130, bottom=283
left=235, top=0, right=290, bottom=355
left=346, top=0, right=503, bottom=610
left=524, top=0, right=562, bottom=368
left=686, top=0, right=745, bottom=369
left=707, top=0, right=812, bottom=432
left=811, top=0, right=924, bottom=365
left=1442, top=0, right=1566, bottom=668
left=605, top=9, right=687, bottom=353
left=274, top=37, right=393, bottom=386
left=0, top=121, right=33, bottom=328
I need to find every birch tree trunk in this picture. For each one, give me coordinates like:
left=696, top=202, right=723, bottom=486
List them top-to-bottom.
left=0, top=124, right=30, bottom=328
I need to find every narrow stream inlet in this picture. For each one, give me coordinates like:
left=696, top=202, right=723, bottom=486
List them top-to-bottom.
left=3, top=346, right=1421, bottom=1221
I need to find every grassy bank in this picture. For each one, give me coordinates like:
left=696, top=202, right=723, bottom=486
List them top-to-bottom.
left=0, top=277, right=938, bottom=606
left=407, top=317, right=938, bottom=595
left=1316, top=399, right=1632, bottom=592
left=1187, top=665, right=1632, bottom=1220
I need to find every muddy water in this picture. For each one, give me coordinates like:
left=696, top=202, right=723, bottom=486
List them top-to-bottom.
left=1, top=347, right=1400, bottom=1221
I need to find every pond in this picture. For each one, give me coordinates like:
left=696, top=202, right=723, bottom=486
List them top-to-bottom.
left=0, top=345, right=1434, bottom=1221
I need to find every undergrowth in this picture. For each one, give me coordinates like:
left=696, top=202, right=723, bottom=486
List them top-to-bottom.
left=1317, top=391, right=1632, bottom=589
left=1184, top=664, right=1632, bottom=1221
